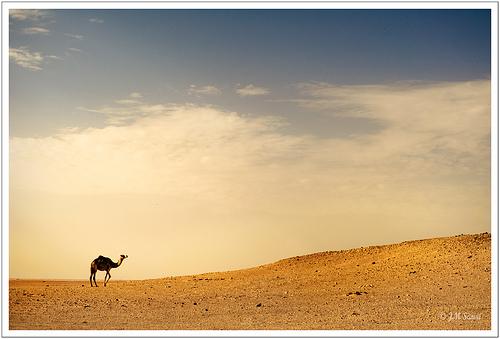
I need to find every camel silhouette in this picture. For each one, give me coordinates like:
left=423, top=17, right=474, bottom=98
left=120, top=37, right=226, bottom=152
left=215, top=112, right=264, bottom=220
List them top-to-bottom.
left=90, top=254, right=128, bottom=287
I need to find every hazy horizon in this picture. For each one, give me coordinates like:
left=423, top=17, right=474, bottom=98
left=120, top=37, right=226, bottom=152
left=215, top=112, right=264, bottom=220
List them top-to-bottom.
left=9, top=9, right=491, bottom=280
left=8, top=231, right=492, bottom=281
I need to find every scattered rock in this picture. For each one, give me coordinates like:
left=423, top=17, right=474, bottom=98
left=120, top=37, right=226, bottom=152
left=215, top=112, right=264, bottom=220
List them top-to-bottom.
left=409, top=271, right=417, bottom=274
left=347, top=291, right=367, bottom=296
left=193, top=302, right=197, bottom=305
left=256, top=303, right=262, bottom=307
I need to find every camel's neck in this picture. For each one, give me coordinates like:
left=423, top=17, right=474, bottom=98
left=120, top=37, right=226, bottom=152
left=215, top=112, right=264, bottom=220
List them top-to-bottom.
left=112, top=258, right=123, bottom=268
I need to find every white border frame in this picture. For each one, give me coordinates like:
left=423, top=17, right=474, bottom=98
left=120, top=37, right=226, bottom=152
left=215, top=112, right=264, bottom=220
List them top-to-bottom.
left=1, top=2, right=498, bottom=337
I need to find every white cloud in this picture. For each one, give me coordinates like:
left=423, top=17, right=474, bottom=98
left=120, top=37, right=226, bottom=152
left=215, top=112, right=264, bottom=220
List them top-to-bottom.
left=9, top=9, right=49, bottom=21
left=89, top=18, right=104, bottom=23
left=22, top=27, right=50, bottom=35
left=64, top=33, right=84, bottom=40
left=9, top=47, right=44, bottom=71
left=10, top=47, right=61, bottom=71
left=67, top=47, right=82, bottom=53
left=46, top=55, right=62, bottom=61
left=296, top=80, right=490, bottom=165
left=15, top=81, right=490, bottom=205
left=303, top=81, right=490, bottom=220
left=236, top=84, right=270, bottom=97
left=188, top=85, right=222, bottom=96
left=130, top=92, right=143, bottom=99
left=77, top=93, right=168, bottom=125
left=85, top=93, right=146, bottom=117
left=115, top=99, right=142, bottom=105
left=12, top=105, right=296, bottom=196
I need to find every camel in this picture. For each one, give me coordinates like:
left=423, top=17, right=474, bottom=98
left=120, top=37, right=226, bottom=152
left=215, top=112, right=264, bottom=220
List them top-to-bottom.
left=90, top=254, right=128, bottom=287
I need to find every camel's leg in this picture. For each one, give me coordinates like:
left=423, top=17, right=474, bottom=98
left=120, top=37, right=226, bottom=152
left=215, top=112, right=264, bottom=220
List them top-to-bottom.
left=90, top=267, right=95, bottom=287
left=104, top=271, right=110, bottom=286
left=93, top=272, right=98, bottom=287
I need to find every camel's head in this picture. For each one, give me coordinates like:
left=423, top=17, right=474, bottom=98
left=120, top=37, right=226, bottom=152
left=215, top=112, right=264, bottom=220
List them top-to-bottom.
left=120, top=254, right=128, bottom=260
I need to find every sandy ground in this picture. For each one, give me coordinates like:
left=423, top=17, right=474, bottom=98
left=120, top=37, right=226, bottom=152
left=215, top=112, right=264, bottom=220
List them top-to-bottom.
left=9, top=232, right=491, bottom=330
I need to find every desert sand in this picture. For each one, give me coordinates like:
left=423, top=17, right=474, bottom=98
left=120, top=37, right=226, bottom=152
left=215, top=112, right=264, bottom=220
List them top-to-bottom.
left=9, top=232, right=491, bottom=330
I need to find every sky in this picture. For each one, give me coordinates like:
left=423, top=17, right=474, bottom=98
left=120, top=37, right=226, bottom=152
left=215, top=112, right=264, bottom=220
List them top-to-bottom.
left=9, top=9, right=492, bottom=279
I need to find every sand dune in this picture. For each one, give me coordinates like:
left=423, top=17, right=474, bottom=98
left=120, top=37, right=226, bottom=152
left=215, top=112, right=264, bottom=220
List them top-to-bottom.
left=9, top=232, right=491, bottom=330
